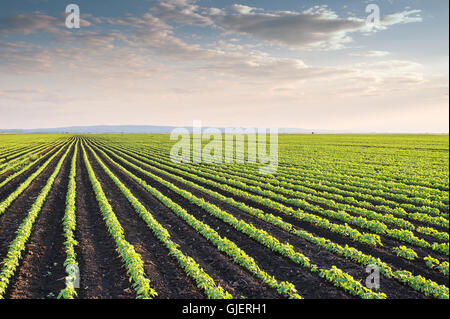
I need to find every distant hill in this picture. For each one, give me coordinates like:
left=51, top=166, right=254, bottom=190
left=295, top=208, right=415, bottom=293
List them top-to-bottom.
left=0, top=125, right=331, bottom=134
left=0, top=125, right=177, bottom=134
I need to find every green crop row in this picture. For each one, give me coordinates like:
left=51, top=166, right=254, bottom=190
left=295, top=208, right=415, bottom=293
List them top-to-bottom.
left=58, top=142, right=79, bottom=299
left=392, top=246, right=418, bottom=260
left=424, top=256, right=449, bottom=277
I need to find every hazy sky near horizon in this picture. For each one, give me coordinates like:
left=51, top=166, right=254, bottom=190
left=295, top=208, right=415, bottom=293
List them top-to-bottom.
left=0, top=0, right=448, bottom=132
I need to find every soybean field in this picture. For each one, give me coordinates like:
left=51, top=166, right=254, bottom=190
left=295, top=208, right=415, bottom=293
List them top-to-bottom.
left=0, top=134, right=448, bottom=299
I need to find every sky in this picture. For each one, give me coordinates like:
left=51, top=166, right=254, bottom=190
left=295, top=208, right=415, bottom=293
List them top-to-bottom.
left=0, top=0, right=448, bottom=132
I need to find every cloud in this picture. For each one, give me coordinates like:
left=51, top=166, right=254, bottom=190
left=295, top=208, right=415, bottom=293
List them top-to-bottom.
left=150, top=0, right=213, bottom=26
left=0, top=3, right=427, bottom=88
left=91, top=3, right=423, bottom=52
left=0, top=4, right=424, bottom=53
left=231, top=4, right=258, bottom=15
left=207, top=5, right=423, bottom=50
left=208, top=6, right=359, bottom=50
left=0, top=7, right=424, bottom=87
left=378, top=9, right=423, bottom=28
left=0, top=12, right=61, bottom=34
left=0, top=12, right=90, bottom=35
left=92, top=12, right=347, bottom=82
left=61, top=30, right=117, bottom=49
left=0, top=40, right=55, bottom=74
left=350, top=50, right=390, bottom=57
left=196, top=53, right=346, bottom=81
left=327, top=59, right=427, bottom=99
left=354, top=60, right=422, bottom=70
left=0, top=88, right=66, bottom=103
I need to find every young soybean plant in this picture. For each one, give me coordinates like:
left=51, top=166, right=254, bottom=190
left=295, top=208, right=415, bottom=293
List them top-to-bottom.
left=392, top=246, right=418, bottom=261
left=424, top=256, right=449, bottom=276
